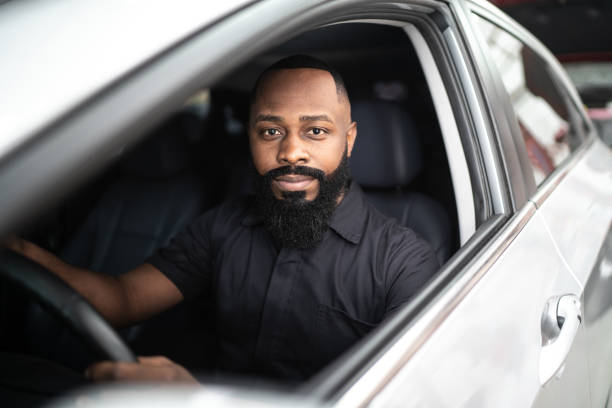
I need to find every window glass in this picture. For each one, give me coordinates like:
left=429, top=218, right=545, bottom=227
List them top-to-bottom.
left=473, top=15, right=584, bottom=185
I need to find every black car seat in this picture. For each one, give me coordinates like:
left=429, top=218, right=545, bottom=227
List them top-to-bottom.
left=350, top=100, right=451, bottom=264
left=25, top=112, right=214, bottom=370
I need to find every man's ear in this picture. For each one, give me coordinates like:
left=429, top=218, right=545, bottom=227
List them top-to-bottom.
left=346, top=121, right=357, bottom=157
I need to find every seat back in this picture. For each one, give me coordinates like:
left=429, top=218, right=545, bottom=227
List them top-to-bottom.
left=350, top=100, right=451, bottom=264
left=26, top=113, right=213, bottom=370
left=62, top=113, right=206, bottom=273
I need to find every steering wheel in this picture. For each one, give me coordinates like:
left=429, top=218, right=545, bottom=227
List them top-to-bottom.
left=0, top=249, right=137, bottom=362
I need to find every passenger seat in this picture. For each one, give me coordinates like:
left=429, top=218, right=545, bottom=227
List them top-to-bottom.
left=350, top=100, right=451, bottom=264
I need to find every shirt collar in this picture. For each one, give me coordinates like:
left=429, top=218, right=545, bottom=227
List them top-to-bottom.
left=241, top=181, right=367, bottom=245
left=327, top=181, right=366, bottom=244
left=241, top=198, right=263, bottom=227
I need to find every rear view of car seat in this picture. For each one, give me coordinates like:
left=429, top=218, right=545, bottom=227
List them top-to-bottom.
left=350, top=100, right=451, bottom=265
left=25, top=112, right=214, bottom=370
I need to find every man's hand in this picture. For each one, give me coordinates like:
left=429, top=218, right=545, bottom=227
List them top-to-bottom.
left=1, top=235, right=27, bottom=254
left=85, top=356, right=198, bottom=384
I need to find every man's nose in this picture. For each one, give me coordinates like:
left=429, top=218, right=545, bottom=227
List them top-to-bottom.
left=277, top=132, right=309, bottom=165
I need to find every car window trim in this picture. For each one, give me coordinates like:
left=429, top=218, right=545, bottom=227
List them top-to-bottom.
left=452, top=1, right=539, bottom=211
left=425, top=4, right=510, bottom=224
left=464, top=8, right=539, bottom=203
left=404, top=23, right=476, bottom=244
left=529, top=135, right=595, bottom=209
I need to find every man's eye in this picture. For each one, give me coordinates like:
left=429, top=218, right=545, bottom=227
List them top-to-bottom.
left=307, top=128, right=326, bottom=137
left=262, top=129, right=281, bottom=137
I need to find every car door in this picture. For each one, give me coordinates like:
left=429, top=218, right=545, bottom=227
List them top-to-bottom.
left=309, top=1, right=591, bottom=407
left=468, top=2, right=612, bottom=406
left=490, top=15, right=612, bottom=405
left=508, top=30, right=612, bottom=408
left=537, top=125, right=612, bottom=408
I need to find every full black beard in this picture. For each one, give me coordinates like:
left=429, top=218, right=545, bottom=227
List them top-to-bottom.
left=254, top=150, right=350, bottom=249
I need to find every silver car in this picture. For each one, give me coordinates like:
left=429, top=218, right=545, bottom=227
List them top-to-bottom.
left=0, top=0, right=611, bottom=407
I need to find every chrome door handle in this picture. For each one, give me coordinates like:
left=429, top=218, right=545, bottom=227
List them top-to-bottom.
left=539, top=294, right=582, bottom=385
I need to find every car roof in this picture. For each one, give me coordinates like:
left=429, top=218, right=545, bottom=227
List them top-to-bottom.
left=0, top=0, right=253, bottom=161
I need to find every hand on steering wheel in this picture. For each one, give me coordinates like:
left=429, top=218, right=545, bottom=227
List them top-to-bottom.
left=0, top=249, right=137, bottom=363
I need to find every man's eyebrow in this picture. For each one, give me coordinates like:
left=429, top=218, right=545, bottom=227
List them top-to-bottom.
left=254, top=114, right=283, bottom=123
left=300, top=114, right=333, bottom=123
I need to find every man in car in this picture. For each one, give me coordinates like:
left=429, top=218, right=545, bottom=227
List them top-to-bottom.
left=6, top=55, right=438, bottom=383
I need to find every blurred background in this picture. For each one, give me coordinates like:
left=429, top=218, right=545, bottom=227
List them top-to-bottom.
left=491, top=0, right=612, bottom=145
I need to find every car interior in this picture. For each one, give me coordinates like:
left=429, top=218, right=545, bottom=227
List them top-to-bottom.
left=0, top=21, right=461, bottom=405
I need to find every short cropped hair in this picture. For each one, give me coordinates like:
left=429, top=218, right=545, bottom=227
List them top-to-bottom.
left=250, top=55, right=349, bottom=105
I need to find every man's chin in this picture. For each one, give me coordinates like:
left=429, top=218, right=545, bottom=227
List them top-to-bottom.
left=254, top=150, right=350, bottom=249
left=278, top=190, right=323, bottom=203
left=279, top=190, right=306, bottom=202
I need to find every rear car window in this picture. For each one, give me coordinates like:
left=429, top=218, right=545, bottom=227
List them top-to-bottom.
left=472, top=15, right=585, bottom=186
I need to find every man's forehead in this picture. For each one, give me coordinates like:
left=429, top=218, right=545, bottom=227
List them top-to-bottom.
left=251, top=68, right=348, bottom=120
left=258, top=68, right=338, bottom=97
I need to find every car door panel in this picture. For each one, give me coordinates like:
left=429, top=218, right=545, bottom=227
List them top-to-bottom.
left=535, top=138, right=612, bottom=407
left=534, top=139, right=612, bottom=286
left=368, top=206, right=588, bottom=407
left=583, top=227, right=612, bottom=408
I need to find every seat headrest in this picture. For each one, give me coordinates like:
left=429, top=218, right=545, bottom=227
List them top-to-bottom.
left=350, top=100, right=422, bottom=188
left=120, top=112, right=199, bottom=179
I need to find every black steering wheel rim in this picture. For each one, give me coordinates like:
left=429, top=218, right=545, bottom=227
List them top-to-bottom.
left=0, top=249, right=137, bottom=363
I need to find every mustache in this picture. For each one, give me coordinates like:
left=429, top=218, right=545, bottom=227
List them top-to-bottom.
left=263, top=165, right=326, bottom=181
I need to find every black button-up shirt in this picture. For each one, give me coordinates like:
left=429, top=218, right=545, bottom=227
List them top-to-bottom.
left=148, top=182, right=438, bottom=381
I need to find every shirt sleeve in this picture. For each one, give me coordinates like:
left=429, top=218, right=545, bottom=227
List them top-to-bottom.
left=146, top=210, right=216, bottom=301
left=384, top=227, right=439, bottom=316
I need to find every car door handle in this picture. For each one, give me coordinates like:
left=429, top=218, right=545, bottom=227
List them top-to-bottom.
left=539, top=294, right=582, bottom=385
